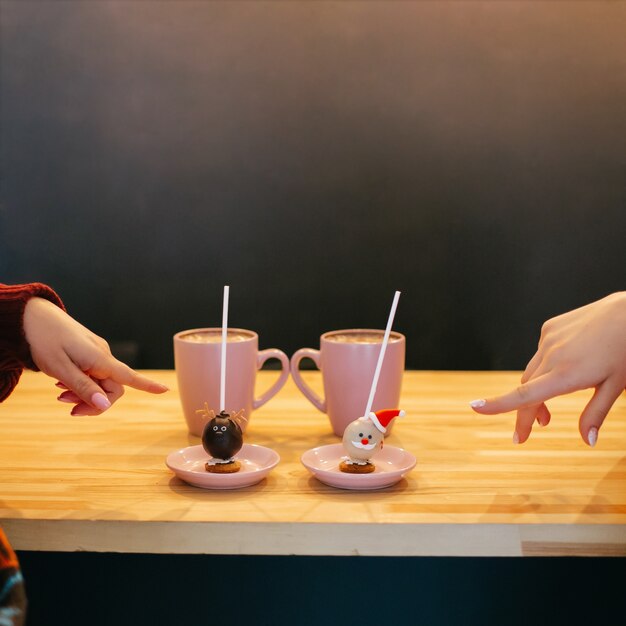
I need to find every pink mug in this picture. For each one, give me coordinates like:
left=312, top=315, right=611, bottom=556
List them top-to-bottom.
left=174, top=328, right=290, bottom=436
left=290, top=329, right=405, bottom=437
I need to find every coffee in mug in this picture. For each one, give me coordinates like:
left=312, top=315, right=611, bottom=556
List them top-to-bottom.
left=174, top=328, right=290, bottom=436
left=290, top=329, right=405, bottom=436
left=181, top=330, right=250, bottom=343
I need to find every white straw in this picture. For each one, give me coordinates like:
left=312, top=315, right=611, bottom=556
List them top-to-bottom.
left=220, top=285, right=230, bottom=413
left=364, top=290, right=401, bottom=418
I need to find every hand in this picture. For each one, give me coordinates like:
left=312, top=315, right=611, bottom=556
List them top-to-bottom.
left=470, top=292, right=626, bottom=446
left=23, top=297, right=168, bottom=416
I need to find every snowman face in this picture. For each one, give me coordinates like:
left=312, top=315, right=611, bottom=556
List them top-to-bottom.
left=342, top=418, right=384, bottom=461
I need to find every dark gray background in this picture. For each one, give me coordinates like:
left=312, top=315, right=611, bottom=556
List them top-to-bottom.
left=1, top=0, right=625, bottom=370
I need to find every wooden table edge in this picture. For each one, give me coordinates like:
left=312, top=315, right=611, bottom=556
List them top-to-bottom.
left=4, top=519, right=626, bottom=557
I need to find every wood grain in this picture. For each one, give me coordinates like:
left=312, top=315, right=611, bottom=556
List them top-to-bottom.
left=1, top=371, right=625, bottom=556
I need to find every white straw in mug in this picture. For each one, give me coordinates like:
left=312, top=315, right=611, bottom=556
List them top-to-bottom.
left=220, top=285, right=230, bottom=413
left=363, top=290, right=401, bottom=418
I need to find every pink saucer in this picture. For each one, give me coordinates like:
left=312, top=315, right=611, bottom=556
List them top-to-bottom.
left=166, top=443, right=279, bottom=489
left=301, top=443, right=416, bottom=490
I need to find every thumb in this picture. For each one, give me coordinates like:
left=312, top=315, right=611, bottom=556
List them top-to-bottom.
left=54, top=356, right=111, bottom=411
left=579, top=377, right=623, bottom=447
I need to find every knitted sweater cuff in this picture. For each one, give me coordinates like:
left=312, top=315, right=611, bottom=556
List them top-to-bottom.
left=0, top=282, right=65, bottom=374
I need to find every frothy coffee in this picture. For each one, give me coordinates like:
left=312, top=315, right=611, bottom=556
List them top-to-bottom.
left=181, top=331, right=251, bottom=343
left=325, top=331, right=402, bottom=344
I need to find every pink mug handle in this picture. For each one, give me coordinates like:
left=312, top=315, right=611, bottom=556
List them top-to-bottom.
left=289, top=348, right=326, bottom=413
left=253, top=349, right=290, bottom=409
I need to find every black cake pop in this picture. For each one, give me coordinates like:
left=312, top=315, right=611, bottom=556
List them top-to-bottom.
left=196, top=405, right=245, bottom=473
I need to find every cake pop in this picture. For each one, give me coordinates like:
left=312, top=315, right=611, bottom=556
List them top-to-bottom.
left=196, top=404, right=246, bottom=473
left=340, top=409, right=405, bottom=473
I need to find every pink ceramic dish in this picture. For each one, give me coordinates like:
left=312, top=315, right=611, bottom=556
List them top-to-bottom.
left=166, top=443, right=280, bottom=490
left=301, top=443, right=416, bottom=491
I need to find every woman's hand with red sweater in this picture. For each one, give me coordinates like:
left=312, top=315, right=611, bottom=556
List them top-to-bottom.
left=23, top=297, right=168, bottom=416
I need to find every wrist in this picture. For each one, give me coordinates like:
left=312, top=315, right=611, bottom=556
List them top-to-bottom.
left=0, top=283, right=65, bottom=370
left=0, top=284, right=62, bottom=371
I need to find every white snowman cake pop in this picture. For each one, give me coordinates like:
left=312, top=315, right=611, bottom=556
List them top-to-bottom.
left=340, top=409, right=405, bottom=473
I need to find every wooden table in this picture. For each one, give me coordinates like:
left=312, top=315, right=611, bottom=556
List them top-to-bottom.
left=1, top=371, right=625, bottom=557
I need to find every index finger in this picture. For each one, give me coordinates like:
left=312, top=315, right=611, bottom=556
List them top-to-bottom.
left=103, top=358, right=169, bottom=394
left=470, top=372, right=566, bottom=414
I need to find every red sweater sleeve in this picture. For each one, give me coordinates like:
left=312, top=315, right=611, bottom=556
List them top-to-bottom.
left=0, top=282, right=65, bottom=402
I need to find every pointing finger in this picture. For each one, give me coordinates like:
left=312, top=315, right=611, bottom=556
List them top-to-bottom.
left=103, top=358, right=168, bottom=394
left=470, top=372, right=566, bottom=414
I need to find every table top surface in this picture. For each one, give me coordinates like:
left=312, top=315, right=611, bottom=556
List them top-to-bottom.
left=1, top=370, right=625, bottom=556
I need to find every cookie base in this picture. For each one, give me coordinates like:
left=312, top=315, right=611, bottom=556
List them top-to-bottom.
left=205, top=460, right=241, bottom=474
left=339, top=460, right=375, bottom=474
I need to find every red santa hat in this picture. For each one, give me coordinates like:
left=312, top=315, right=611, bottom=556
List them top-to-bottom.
left=367, top=408, right=405, bottom=433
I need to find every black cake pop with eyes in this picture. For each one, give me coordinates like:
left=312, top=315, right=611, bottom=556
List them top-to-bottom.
left=197, top=404, right=246, bottom=473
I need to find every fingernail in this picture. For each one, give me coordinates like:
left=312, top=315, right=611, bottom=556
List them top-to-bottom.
left=156, top=383, right=169, bottom=392
left=91, top=392, right=111, bottom=410
left=57, top=395, right=75, bottom=404
left=470, top=399, right=487, bottom=408
left=588, top=426, right=598, bottom=447
left=512, top=431, right=520, bottom=444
